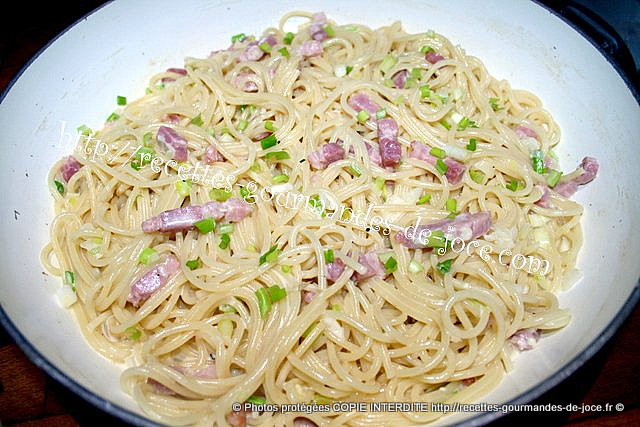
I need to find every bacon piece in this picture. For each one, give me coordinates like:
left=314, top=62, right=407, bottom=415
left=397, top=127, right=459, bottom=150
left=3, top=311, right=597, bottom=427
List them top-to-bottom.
left=309, top=12, right=328, bottom=41
left=299, top=40, right=323, bottom=58
left=238, top=41, right=264, bottom=62
left=425, top=51, right=445, bottom=64
left=167, top=67, right=187, bottom=75
left=391, top=70, right=408, bottom=89
left=233, top=71, right=259, bottom=92
left=348, top=92, right=380, bottom=115
left=162, top=114, right=181, bottom=124
left=377, top=118, right=401, bottom=167
left=515, top=125, right=538, bottom=139
left=157, top=126, right=188, bottom=162
left=252, top=131, right=272, bottom=141
left=409, top=141, right=466, bottom=184
left=308, top=142, right=345, bottom=169
left=365, top=142, right=382, bottom=166
left=205, top=144, right=224, bottom=164
left=60, top=156, right=83, bottom=182
left=553, top=156, right=599, bottom=198
left=535, top=185, right=551, bottom=208
left=141, top=199, right=252, bottom=233
left=395, top=212, right=493, bottom=249
left=353, top=253, right=386, bottom=282
left=128, top=255, right=180, bottom=306
left=326, top=258, right=346, bottom=282
left=303, top=291, right=317, bottom=303
left=509, top=328, right=541, bottom=351
left=147, top=378, right=175, bottom=395
left=226, top=410, right=247, bottom=427
left=294, top=417, right=319, bottom=427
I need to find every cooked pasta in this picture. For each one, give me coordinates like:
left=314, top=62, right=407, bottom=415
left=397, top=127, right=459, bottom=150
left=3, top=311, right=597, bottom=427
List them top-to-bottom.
left=41, top=11, right=598, bottom=427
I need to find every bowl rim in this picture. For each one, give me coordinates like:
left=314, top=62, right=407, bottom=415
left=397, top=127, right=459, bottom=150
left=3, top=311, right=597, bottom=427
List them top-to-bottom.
left=0, top=1, right=638, bottom=426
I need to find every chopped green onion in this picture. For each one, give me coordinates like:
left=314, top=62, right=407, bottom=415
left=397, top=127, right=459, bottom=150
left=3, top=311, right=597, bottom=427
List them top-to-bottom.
left=343, top=24, right=359, bottom=32
left=324, top=25, right=335, bottom=37
left=426, top=29, right=436, bottom=38
left=283, top=32, right=295, bottom=45
left=231, top=33, right=246, bottom=43
left=258, top=42, right=272, bottom=53
left=420, top=45, right=435, bottom=53
left=278, top=47, right=290, bottom=57
left=379, top=54, right=398, bottom=74
left=345, top=65, right=353, bottom=75
left=410, top=68, right=422, bottom=80
left=383, top=78, right=394, bottom=88
left=404, top=78, right=417, bottom=89
left=156, top=83, right=165, bottom=90
left=420, top=84, right=432, bottom=98
left=145, top=87, right=152, bottom=94
left=394, top=95, right=405, bottom=105
left=116, top=96, right=127, bottom=106
left=489, top=97, right=503, bottom=111
left=376, top=109, right=387, bottom=119
left=356, top=110, right=370, bottom=123
left=106, top=112, right=119, bottom=122
left=190, top=114, right=203, bottom=127
left=457, top=117, right=472, bottom=131
left=237, top=119, right=248, bottom=131
left=440, top=119, right=451, bottom=130
left=264, top=120, right=275, bottom=131
left=76, top=125, right=91, bottom=135
left=143, top=132, right=153, bottom=147
left=260, top=134, right=278, bottom=149
left=466, top=138, right=477, bottom=151
left=136, top=146, right=155, bottom=165
left=429, top=147, right=446, bottom=159
left=531, top=150, right=545, bottom=174
left=548, top=150, right=559, bottom=163
left=265, top=151, right=290, bottom=161
left=435, top=159, right=448, bottom=175
left=130, top=160, right=141, bottom=170
left=348, top=164, right=362, bottom=177
left=469, top=169, right=485, bottom=184
left=546, top=170, right=562, bottom=188
left=272, top=174, right=289, bottom=184
left=374, top=177, right=385, bottom=191
left=175, top=179, right=192, bottom=197
left=506, top=179, right=519, bottom=192
left=54, top=180, right=64, bottom=195
left=209, top=187, right=232, bottom=201
left=240, top=187, right=251, bottom=198
left=417, top=193, right=431, bottom=205
left=446, top=198, right=457, bottom=214
left=194, top=218, right=216, bottom=234
left=218, top=223, right=234, bottom=234
left=424, top=230, right=446, bottom=248
left=219, top=233, right=231, bottom=249
left=259, top=245, right=280, bottom=265
left=138, top=247, right=158, bottom=265
left=324, top=249, right=335, bottom=263
left=384, top=256, right=398, bottom=274
left=186, top=259, right=200, bottom=270
left=436, top=259, right=453, bottom=274
left=408, top=260, right=424, bottom=274
left=281, top=265, right=291, bottom=273
left=64, top=270, right=75, bottom=285
left=268, top=285, right=287, bottom=302
left=255, top=288, right=272, bottom=318
left=219, top=304, right=237, bottom=313
left=331, top=304, right=340, bottom=311
left=218, top=318, right=234, bottom=337
left=302, top=322, right=317, bottom=338
left=125, top=326, right=141, bottom=340
left=313, top=394, right=332, bottom=405
left=246, top=395, right=266, bottom=405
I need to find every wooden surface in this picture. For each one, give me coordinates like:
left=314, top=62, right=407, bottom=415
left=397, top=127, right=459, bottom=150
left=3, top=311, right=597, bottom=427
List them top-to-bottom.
left=0, top=2, right=638, bottom=426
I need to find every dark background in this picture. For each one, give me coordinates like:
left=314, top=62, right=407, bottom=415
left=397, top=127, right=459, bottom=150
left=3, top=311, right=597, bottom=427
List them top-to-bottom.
left=0, top=1, right=638, bottom=426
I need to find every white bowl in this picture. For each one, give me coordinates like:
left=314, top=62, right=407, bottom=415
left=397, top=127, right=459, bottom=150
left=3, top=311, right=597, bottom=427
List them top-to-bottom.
left=0, top=1, right=638, bottom=425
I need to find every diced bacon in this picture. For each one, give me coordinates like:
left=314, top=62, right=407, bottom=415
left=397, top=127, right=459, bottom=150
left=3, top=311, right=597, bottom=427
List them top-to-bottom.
left=309, top=12, right=328, bottom=41
left=261, top=34, right=278, bottom=48
left=300, top=40, right=323, bottom=57
left=238, top=41, right=264, bottom=62
left=425, top=51, right=445, bottom=64
left=167, top=67, right=187, bottom=75
left=391, top=70, right=408, bottom=89
left=233, top=71, right=259, bottom=92
left=160, top=77, right=176, bottom=83
left=348, top=92, right=380, bottom=115
left=162, top=114, right=181, bottom=124
left=377, top=118, right=401, bottom=167
left=515, top=125, right=538, bottom=139
left=156, top=126, right=188, bottom=162
left=252, top=131, right=272, bottom=141
left=409, top=141, right=466, bottom=184
left=308, top=142, right=345, bottom=169
left=365, top=142, right=382, bottom=166
left=205, top=144, right=224, bottom=164
left=60, top=156, right=83, bottom=182
left=553, top=156, right=599, bottom=198
left=535, top=185, right=552, bottom=208
left=141, top=199, right=252, bottom=233
left=395, top=212, right=493, bottom=249
left=353, top=252, right=386, bottom=282
left=128, top=255, right=180, bottom=306
left=326, top=258, right=346, bottom=282
left=303, top=291, right=317, bottom=303
left=509, top=328, right=541, bottom=351
left=174, top=364, right=217, bottom=379
left=147, top=378, right=175, bottom=395
left=462, top=378, right=476, bottom=387
left=226, top=410, right=247, bottom=427
left=294, top=417, right=319, bottom=427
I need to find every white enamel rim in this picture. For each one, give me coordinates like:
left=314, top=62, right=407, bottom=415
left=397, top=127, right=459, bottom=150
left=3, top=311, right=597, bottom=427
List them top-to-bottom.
left=0, top=1, right=638, bottom=426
